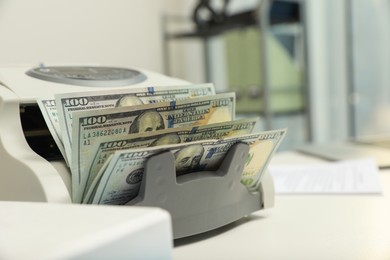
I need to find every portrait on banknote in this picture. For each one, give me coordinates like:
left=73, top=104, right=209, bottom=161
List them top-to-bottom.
left=115, top=94, right=144, bottom=107
left=129, top=110, right=165, bottom=133
left=149, top=133, right=181, bottom=147
left=174, top=144, right=205, bottom=175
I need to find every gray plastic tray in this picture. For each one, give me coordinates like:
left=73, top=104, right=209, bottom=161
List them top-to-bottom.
left=127, top=143, right=269, bottom=239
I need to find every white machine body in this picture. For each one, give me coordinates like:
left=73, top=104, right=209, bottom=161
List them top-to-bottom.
left=0, top=65, right=187, bottom=203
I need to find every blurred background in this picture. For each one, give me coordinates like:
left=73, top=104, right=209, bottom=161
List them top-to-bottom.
left=0, top=0, right=389, bottom=150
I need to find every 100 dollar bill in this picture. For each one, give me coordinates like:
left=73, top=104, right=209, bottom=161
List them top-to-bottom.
left=54, top=83, right=215, bottom=163
left=71, top=92, right=235, bottom=203
left=37, top=98, right=69, bottom=165
left=81, top=117, right=259, bottom=201
left=91, top=128, right=286, bottom=205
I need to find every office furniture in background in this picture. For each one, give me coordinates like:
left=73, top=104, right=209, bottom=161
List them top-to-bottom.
left=162, top=0, right=310, bottom=150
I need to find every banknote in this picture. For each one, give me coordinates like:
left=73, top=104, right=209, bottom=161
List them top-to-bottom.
left=55, top=83, right=216, bottom=163
left=71, top=92, right=235, bottom=203
left=37, top=97, right=69, bottom=165
left=81, top=117, right=259, bottom=201
left=90, top=128, right=286, bottom=205
left=82, top=155, right=112, bottom=204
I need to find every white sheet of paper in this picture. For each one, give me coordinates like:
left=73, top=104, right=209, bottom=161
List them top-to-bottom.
left=269, top=158, right=382, bottom=194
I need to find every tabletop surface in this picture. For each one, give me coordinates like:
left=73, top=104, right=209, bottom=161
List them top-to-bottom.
left=173, top=151, right=390, bottom=260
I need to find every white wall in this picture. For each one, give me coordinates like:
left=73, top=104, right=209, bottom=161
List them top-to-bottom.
left=0, top=0, right=165, bottom=72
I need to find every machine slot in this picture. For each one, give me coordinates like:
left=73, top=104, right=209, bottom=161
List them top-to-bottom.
left=19, top=104, right=63, bottom=161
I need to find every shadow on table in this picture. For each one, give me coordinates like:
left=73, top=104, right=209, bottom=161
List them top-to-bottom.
left=174, top=214, right=266, bottom=247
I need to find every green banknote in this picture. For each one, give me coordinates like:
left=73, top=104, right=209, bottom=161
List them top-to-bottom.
left=54, top=83, right=215, bottom=164
left=71, top=92, right=235, bottom=203
left=37, top=97, right=68, bottom=165
left=81, top=117, right=259, bottom=202
left=90, top=128, right=286, bottom=205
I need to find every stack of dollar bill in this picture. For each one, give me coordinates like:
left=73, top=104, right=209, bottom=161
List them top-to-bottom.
left=38, top=83, right=286, bottom=204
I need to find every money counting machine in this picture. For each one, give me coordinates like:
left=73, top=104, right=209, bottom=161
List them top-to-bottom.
left=0, top=65, right=274, bottom=238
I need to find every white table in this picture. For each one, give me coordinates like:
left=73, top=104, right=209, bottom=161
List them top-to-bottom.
left=173, top=151, right=390, bottom=260
left=0, top=203, right=173, bottom=259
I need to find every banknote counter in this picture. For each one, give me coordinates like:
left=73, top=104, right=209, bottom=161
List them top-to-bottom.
left=0, top=65, right=275, bottom=239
